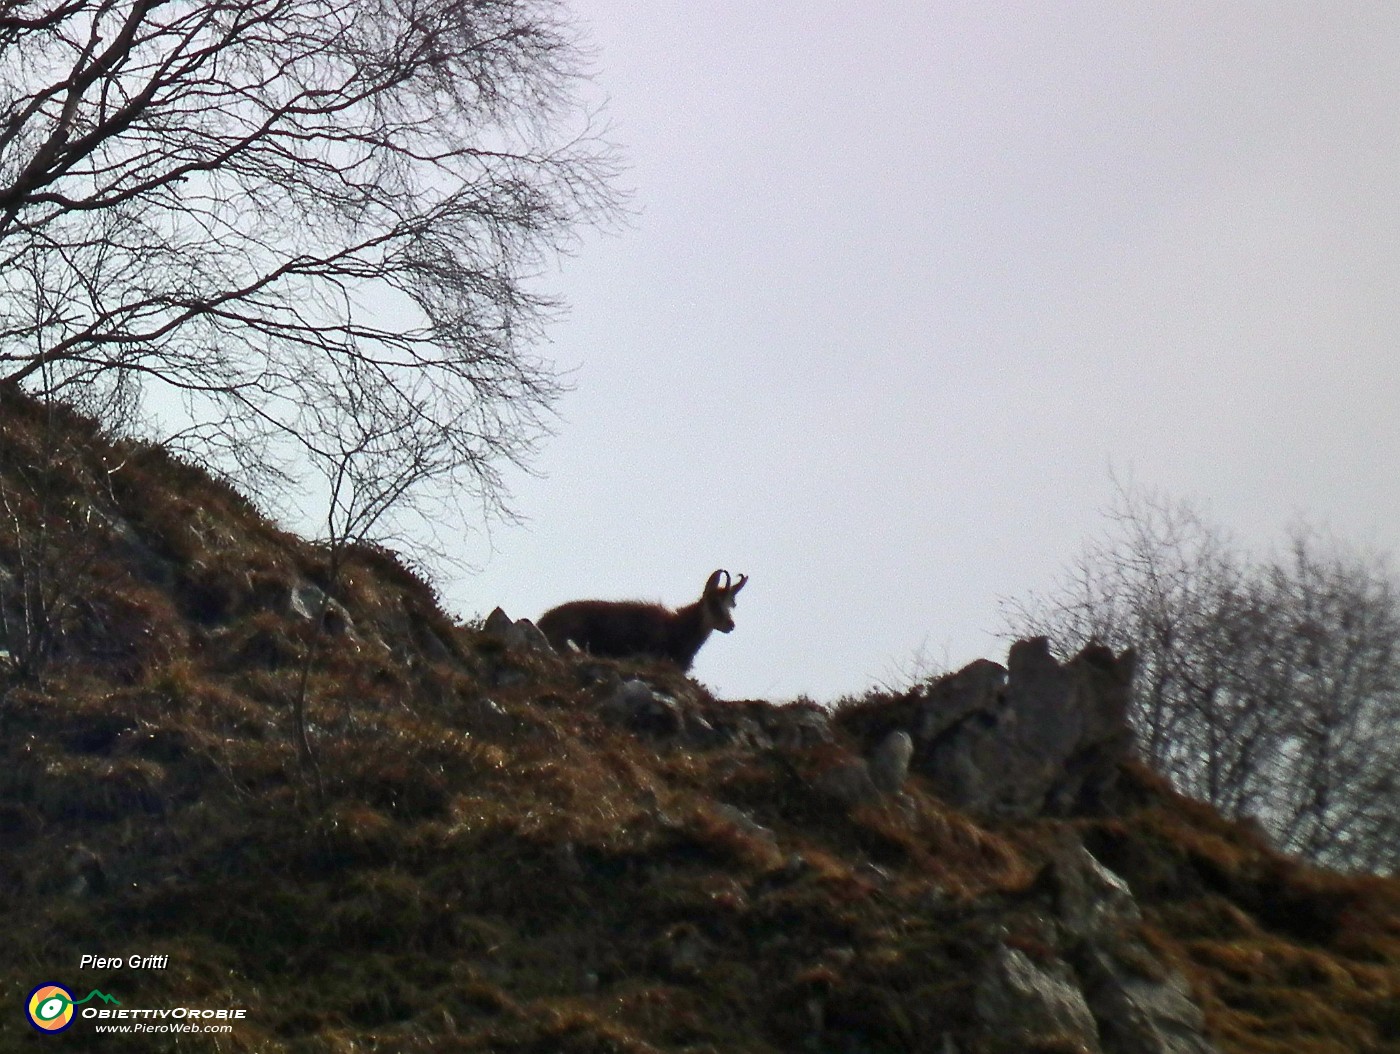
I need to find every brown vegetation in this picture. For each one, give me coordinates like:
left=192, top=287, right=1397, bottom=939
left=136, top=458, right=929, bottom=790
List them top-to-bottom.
left=3, top=391, right=1400, bottom=1052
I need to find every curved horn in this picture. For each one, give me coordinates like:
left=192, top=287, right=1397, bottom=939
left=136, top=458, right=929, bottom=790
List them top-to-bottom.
left=705, top=569, right=726, bottom=593
left=730, top=573, right=748, bottom=594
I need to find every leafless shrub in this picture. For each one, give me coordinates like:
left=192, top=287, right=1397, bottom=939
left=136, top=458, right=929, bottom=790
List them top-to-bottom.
left=0, top=392, right=109, bottom=689
left=1005, top=481, right=1400, bottom=872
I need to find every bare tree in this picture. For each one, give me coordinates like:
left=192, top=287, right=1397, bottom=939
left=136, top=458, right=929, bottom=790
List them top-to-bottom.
left=0, top=0, right=617, bottom=512
left=289, top=381, right=446, bottom=781
left=1005, top=482, right=1400, bottom=872
left=1247, top=533, right=1400, bottom=870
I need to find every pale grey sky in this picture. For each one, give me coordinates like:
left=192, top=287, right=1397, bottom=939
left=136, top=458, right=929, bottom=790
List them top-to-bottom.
left=450, top=2, right=1400, bottom=701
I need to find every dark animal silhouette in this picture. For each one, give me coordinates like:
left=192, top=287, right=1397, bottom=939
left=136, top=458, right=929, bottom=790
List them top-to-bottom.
left=537, top=569, right=748, bottom=671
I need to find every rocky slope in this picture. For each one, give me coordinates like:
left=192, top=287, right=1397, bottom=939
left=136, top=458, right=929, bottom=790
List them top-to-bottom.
left=3, top=389, right=1400, bottom=1053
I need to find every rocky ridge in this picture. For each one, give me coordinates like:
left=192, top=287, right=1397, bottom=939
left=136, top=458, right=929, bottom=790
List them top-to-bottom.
left=2, top=389, right=1399, bottom=1053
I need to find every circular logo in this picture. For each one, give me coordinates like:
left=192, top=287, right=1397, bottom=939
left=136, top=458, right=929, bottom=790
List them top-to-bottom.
left=27, top=984, right=76, bottom=1033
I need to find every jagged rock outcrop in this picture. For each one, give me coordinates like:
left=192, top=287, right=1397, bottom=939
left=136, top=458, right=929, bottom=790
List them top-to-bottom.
left=482, top=606, right=554, bottom=656
left=547, top=633, right=1132, bottom=825
left=845, top=637, right=1136, bottom=819
left=822, top=639, right=1218, bottom=1051
left=604, top=678, right=687, bottom=736
left=814, top=728, right=915, bottom=806
left=869, top=729, right=914, bottom=794
left=813, top=753, right=884, bottom=806
left=976, top=843, right=1218, bottom=1054
left=1050, top=846, right=1217, bottom=1054
left=975, top=943, right=1103, bottom=1053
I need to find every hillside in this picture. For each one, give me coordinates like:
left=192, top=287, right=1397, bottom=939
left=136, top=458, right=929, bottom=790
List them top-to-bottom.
left=3, top=389, right=1400, bottom=1053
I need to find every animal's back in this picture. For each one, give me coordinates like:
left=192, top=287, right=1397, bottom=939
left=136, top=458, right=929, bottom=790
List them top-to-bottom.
left=537, top=600, right=671, bottom=660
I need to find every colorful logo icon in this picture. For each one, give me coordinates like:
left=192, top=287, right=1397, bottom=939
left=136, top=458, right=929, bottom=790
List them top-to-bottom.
left=27, top=984, right=75, bottom=1033
left=25, top=985, right=120, bottom=1033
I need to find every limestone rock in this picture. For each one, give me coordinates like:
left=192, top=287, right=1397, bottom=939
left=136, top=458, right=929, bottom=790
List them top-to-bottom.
left=289, top=579, right=356, bottom=635
left=481, top=606, right=513, bottom=638
left=482, top=607, right=555, bottom=656
left=514, top=618, right=552, bottom=653
left=908, top=638, right=1137, bottom=818
left=915, top=658, right=1007, bottom=741
left=604, top=679, right=684, bottom=735
left=763, top=703, right=833, bottom=751
left=869, top=729, right=913, bottom=794
left=814, top=757, right=881, bottom=806
left=712, top=803, right=778, bottom=847
left=1050, top=844, right=1142, bottom=941
left=1051, top=845, right=1219, bottom=1054
left=1053, top=847, right=1218, bottom=1054
left=975, top=945, right=1102, bottom=1054
left=1078, top=948, right=1216, bottom=1054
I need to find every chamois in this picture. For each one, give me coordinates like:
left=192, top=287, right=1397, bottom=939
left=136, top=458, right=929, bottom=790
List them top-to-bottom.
left=537, top=569, right=748, bottom=671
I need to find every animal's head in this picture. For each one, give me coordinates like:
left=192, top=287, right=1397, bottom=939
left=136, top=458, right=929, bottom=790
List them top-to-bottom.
left=701, top=569, right=748, bottom=633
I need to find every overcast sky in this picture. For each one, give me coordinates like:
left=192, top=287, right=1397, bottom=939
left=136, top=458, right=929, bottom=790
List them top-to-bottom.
left=447, top=2, right=1400, bottom=702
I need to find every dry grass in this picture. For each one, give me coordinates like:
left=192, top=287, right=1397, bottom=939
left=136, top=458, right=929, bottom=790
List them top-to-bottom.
left=4, top=389, right=1400, bottom=1052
